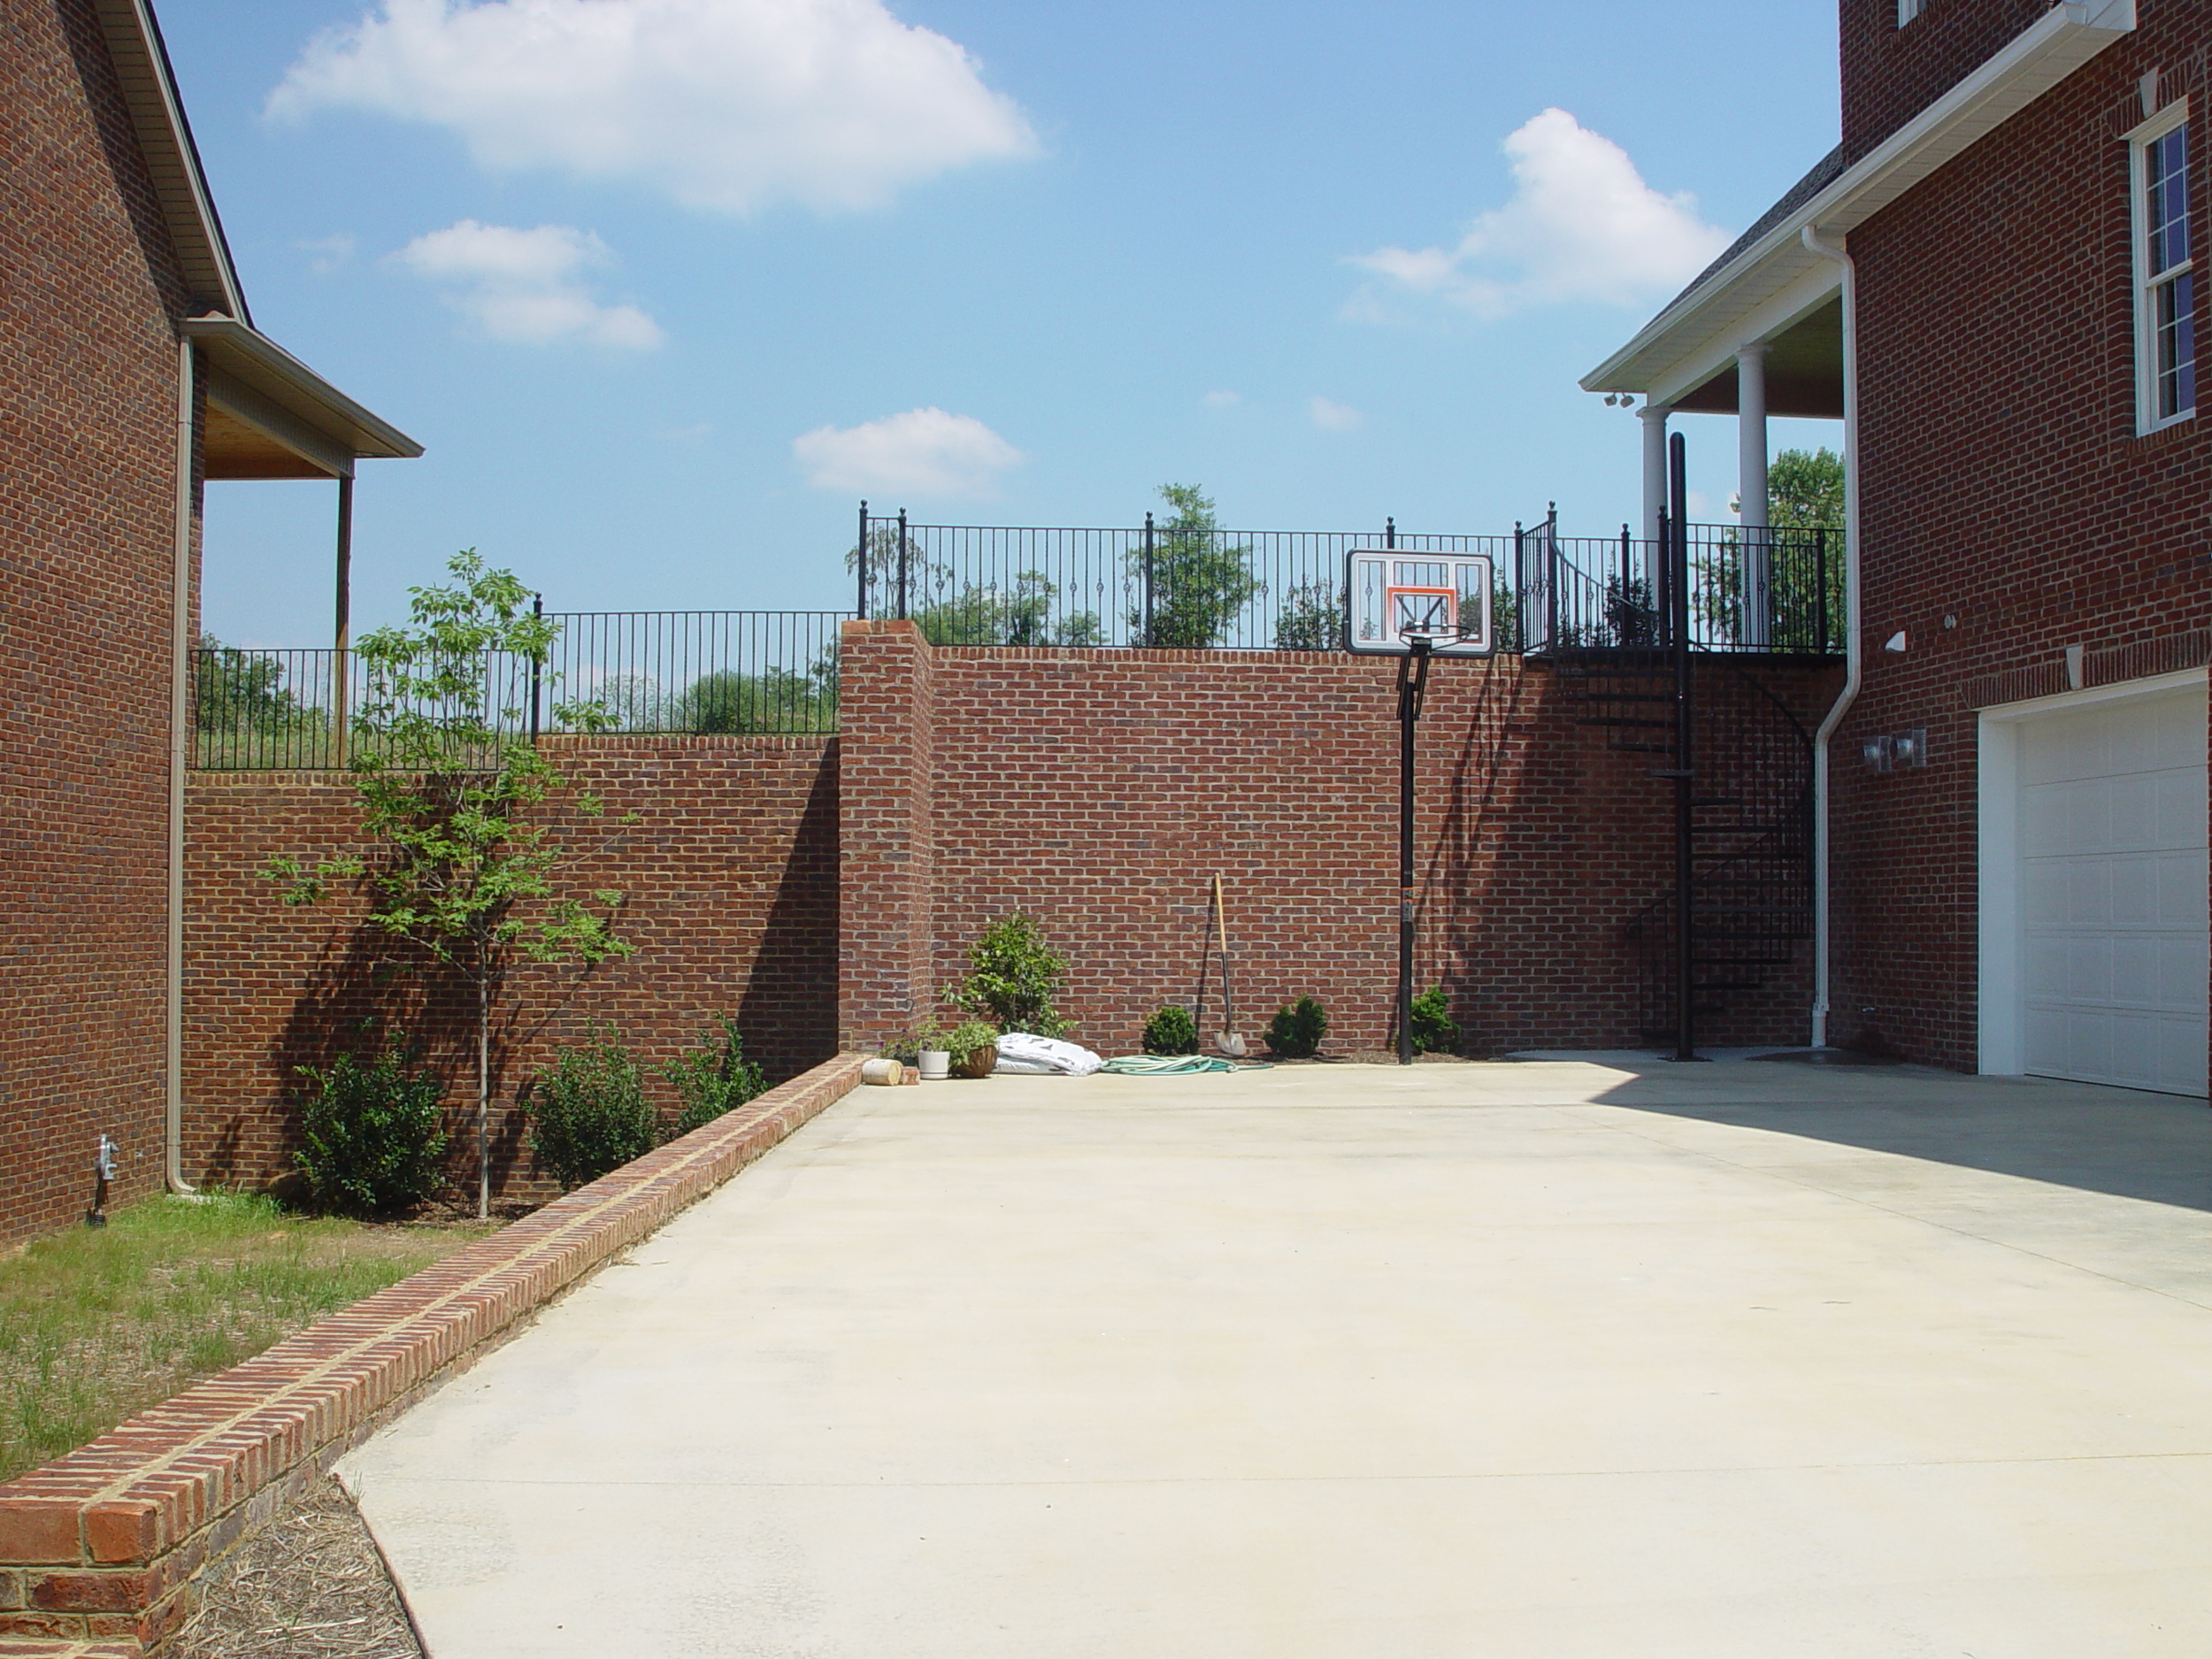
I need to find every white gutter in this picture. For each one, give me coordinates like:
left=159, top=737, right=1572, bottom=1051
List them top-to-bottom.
left=1584, top=0, right=2136, bottom=398
left=1800, top=226, right=1860, bottom=1051
left=167, top=337, right=197, bottom=1196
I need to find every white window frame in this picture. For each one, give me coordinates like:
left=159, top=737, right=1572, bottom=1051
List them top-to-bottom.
left=1898, top=0, right=1926, bottom=25
left=2130, top=98, right=2196, bottom=434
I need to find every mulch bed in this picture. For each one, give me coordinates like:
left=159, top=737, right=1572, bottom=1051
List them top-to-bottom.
left=169, top=1478, right=420, bottom=1659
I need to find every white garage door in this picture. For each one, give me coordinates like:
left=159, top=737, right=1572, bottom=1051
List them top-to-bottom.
left=2018, top=683, right=2208, bottom=1095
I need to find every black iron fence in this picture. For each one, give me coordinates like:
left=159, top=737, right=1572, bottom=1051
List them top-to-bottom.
left=853, top=507, right=1503, bottom=652
left=856, top=508, right=1841, bottom=657
left=1516, top=511, right=1842, bottom=656
left=192, top=515, right=1841, bottom=770
left=192, top=611, right=846, bottom=769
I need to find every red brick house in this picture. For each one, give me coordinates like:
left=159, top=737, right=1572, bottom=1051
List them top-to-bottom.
left=1, top=0, right=419, bottom=1242
left=1587, top=0, right=2210, bottom=1094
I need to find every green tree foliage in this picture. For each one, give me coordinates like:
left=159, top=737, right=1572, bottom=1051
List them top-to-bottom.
left=1694, top=447, right=1847, bottom=649
left=1131, top=483, right=1261, bottom=648
left=265, top=551, right=634, bottom=1217
left=914, top=571, right=1103, bottom=648
left=1271, top=578, right=1340, bottom=650
left=195, top=636, right=312, bottom=732
left=674, top=662, right=838, bottom=733
left=956, top=913, right=1071, bottom=1036
left=1409, top=987, right=1461, bottom=1056
left=1265, top=996, right=1329, bottom=1058
left=1142, top=1005, right=1199, bottom=1056
left=662, top=1018, right=768, bottom=1138
left=525, top=1035, right=657, bottom=1190
left=292, top=1048, right=450, bottom=1216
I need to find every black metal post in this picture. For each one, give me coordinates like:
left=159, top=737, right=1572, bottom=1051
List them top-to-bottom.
left=1668, top=434, right=1697, bottom=1063
left=332, top=474, right=353, bottom=769
left=857, top=501, right=870, bottom=619
left=1544, top=503, right=1560, bottom=649
left=896, top=509, right=910, bottom=621
left=1142, top=511, right=1156, bottom=644
left=1385, top=516, right=1396, bottom=549
left=1512, top=521, right=1524, bottom=652
left=1618, top=524, right=1632, bottom=644
left=1815, top=526, right=1829, bottom=653
left=529, top=593, right=543, bottom=743
left=1395, top=637, right=1433, bottom=1066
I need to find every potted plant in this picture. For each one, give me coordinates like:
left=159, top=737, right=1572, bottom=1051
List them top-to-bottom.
left=944, top=1018, right=1001, bottom=1079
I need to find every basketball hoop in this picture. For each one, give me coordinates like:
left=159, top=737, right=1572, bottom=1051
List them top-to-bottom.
left=1347, top=551, right=1494, bottom=656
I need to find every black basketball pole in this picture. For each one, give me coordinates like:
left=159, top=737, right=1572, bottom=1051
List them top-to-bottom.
left=1669, top=432, right=1698, bottom=1064
left=1396, top=636, right=1434, bottom=1065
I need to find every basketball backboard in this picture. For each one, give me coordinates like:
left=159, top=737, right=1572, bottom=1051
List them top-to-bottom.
left=1345, top=551, right=1494, bottom=655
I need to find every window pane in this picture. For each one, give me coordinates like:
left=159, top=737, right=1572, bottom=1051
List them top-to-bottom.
left=2148, top=127, right=2192, bottom=276
left=2157, top=271, right=2196, bottom=419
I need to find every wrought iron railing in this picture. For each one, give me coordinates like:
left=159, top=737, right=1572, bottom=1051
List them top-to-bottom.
left=853, top=506, right=1503, bottom=651
left=1515, top=510, right=1841, bottom=656
left=192, top=611, right=845, bottom=769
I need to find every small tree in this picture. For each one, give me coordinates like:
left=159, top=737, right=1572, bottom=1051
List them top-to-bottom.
left=1130, top=483, right=1260, bottom=648
left=267, top=551, right=634, bottom=1218
left=1272, top=578, right=1340, bottom=650
left=956, top=913, right=1071, bottom=1036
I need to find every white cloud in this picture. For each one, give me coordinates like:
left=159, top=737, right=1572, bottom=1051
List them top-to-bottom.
left=269, top=0, right=1039, bottom=215
left=1349, top=108, right=1728, bottom=319
left=394, top=220, right=665, bottom=348
left=300, top=233, right=357, bottom=274
left=1201, top=389, right=1240, bottom=409
left=1309, top=395, right=1363, bottom=432
left=792, top=407, right=1022, bottom=497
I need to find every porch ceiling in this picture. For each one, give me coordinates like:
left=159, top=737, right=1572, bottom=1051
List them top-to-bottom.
left=1671, top=297, right=1844, bottom=419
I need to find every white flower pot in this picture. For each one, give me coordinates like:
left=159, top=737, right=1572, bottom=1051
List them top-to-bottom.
left=918, top=1049, right=951, bottom=1080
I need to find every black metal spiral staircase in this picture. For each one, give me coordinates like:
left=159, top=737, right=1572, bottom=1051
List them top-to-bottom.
left=1548, top=649, right=1815, bottom=1046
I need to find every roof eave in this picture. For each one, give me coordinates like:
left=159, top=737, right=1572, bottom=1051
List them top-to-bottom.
left=1582, top=0, right=2137, bottom=397
left=184, top=318, right=425, bottom=465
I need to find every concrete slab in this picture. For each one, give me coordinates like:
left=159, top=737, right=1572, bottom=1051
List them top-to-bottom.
left=342, top=1061, right=2212, bottom=1656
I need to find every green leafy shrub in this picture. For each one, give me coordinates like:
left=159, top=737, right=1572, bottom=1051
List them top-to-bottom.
left=956, top=914, right=1070, bottom=1036
left=1410, top=986, right=1461, bottom=1056
left=1265, top=996, right=1329, bottom=1059
left=1142, top=1005, right=1199, bottom=1055
left=663, top=1018, right=767, bottom=1138
left=943, top=1018, right=1002, bottom=1078
left=526, top=1036, right=657, bottom=1190
left=293, top=1048, right=450, bottom=1217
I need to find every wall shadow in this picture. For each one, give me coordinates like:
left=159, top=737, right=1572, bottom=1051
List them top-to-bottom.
left=1582, top=1060, right=2212, bottom=1213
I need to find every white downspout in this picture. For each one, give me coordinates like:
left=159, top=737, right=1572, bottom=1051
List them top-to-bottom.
left=1801, top=224, right=1862, bottom=1051
left=167, top=336, right=198, bottom=1195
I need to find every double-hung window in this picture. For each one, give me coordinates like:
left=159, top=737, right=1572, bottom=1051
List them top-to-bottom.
left=2133, top=105, right=2196, bottom=431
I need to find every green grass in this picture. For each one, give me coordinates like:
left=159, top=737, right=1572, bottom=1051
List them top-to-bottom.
left=0, top=1194, right=497, bottom=1485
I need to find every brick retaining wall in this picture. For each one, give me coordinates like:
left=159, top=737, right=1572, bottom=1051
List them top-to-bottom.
left=838, top=622, right=1838, bottom=1057
left=182, top=736, right=838, bottom=1202
left=0, top=1054, right=866, bottom=1655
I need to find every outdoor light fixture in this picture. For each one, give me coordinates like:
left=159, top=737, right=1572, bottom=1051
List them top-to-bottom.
left=1884, top=630, right=1909, bottom=652
left=1862, top=730, right=1929, bottom=772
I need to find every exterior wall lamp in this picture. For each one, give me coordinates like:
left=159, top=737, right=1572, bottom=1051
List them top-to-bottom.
left=1863, top=729, right=1929, bottom=772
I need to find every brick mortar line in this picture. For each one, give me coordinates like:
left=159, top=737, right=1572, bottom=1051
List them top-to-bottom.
left=3, top=1056, right=864, bottom=1561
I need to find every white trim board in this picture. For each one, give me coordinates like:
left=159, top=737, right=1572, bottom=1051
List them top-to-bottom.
left=1977, top=666, right=2208, bottom=1082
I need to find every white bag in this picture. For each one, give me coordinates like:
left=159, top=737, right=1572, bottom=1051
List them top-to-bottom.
left=993, top=1033, right=1104, bottom=1076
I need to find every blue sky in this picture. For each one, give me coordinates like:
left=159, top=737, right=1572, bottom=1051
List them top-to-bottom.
left=165, top=0, right=1846, bottom=645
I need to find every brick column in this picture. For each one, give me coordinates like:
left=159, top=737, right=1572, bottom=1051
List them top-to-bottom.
left=836, top=621, right=937, bottom=1051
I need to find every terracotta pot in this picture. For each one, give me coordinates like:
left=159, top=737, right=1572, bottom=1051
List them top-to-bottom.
left=953, top=1044, right=997, bottom=1079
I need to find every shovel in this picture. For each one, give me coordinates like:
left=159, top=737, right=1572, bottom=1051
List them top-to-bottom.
left=1210, top=873, right=1248, bottom=1057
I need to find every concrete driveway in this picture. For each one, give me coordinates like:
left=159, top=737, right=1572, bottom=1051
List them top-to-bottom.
left=341, top=1058, right=2212, bottom=1657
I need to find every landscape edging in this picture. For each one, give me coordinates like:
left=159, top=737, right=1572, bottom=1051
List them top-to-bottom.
left=0, top=1053, right=868, bottom=1654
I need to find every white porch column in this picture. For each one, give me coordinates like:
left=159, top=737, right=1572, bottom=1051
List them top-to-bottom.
left=1738, top=342, right=1771, bottom=648
left=1640, top=403, right=1671, bottom=546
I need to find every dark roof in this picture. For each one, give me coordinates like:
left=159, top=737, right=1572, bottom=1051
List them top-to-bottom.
left=1664, top=144, right=1847, bottom=315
